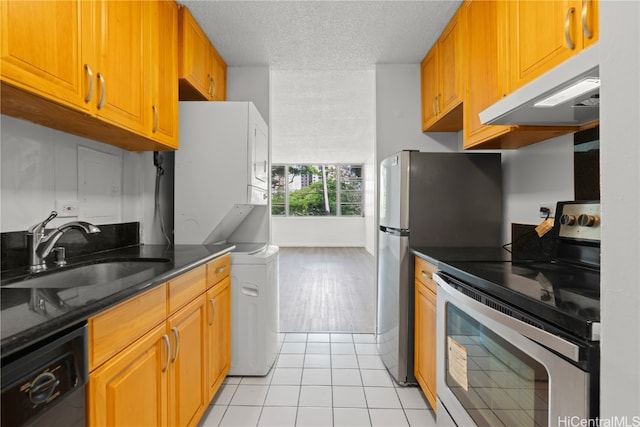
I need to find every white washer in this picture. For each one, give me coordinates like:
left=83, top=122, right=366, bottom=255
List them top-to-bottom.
left=228, top=244, right=279, bottom=376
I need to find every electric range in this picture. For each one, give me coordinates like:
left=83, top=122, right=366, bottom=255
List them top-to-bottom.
left=435, top=201, right=601, bottom=425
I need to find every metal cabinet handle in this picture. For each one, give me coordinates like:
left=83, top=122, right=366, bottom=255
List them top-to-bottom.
left=582, top=0, right=593, bottom=39
left=564, top=7, right=576, bottom=50
left=84, top=64, right=94, bottom=103
left=97, top=73, right=106, bottom=109
left=207, top=75, right=213, bottom=97
left=211, top=76, right=216, bottom=98
left=437, top=94, right=441, bottom=115
left=432, top=96, right=437, bottom=116
left=152, top=105, right=159, bottom=133
left=264, top=160, right=267, bottom=173
left=215, top=266, right=226, bottom=274
left=420, top=270, right=431, bottom=280
left=209, top=298, right=215, bottom=326
left=171, top=327, right=180, bottom=363
left=162, top=334, right=170, bottom=372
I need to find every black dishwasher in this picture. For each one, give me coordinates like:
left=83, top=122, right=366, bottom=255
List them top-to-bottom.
left=1, top=323, right=88, bottom=427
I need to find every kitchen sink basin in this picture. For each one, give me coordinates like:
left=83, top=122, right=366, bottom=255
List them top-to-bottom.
left=1, top=258, right=171, bottom=289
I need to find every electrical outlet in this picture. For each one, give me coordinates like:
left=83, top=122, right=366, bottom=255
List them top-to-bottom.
left=56, top=200, right=79, bottom=217
left=539, top=203, right=556, bottom=218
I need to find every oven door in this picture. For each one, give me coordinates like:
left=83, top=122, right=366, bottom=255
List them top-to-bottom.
left=434, top=273, right=590, bottom=427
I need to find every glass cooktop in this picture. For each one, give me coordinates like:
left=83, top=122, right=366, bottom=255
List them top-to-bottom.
left=439, top=260, right=600, bottom=341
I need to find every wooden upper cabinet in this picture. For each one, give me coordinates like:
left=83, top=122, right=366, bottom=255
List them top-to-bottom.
left=1, top=0, right=179, bottom=151
left=93, top=0, right=148, bottom=135
left=149, top=0, right=179, bottom=149
left=463, top=0, right=578, bottom=150
left=463, top=0, right=511, bottom=147
left=508, top=0, right=599, bottom=92
left=581, top=0, right=599, bottom=50
left=0, top=1, right=93, bottom=112
left=178, top=6, right=227, bottom=101
left=178, top=6, right=210, bottom=100
left=421, top=6, right=464, bottom=132
left=209, top=44, right=227, bottom=101
left=421, top=48, right=439, bottom=131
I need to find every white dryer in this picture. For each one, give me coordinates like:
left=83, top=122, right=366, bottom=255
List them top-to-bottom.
left=228, top=244, right=279, bottom=376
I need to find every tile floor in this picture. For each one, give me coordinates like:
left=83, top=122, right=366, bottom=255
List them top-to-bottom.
left=199, top=333, right=438, bottom=427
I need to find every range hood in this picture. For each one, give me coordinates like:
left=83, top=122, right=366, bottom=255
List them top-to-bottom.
left=480, top=45, right=599, bottom=126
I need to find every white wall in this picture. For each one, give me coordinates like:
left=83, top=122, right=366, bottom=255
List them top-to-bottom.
left=600, top=0, right=640, bottom=417
left=375, top=64, right=458, bottom=162
left=227, top=66, right=270, bottom=123
left=270, top=69, right=376, bottom=249
left=0, top=115, right=167, bottom=243
left=500, top=134, right=574, bottom=242
left=272, top=217, right=365, bottom=247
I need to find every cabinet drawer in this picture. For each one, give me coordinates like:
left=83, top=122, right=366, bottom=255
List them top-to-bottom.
left=207, top=254, right=230, bottom=288
left=415, top=257, right=438, bottom=294
left=168, top=265, right=207, bottom=314
left=89, top=284, right=166, bottom=371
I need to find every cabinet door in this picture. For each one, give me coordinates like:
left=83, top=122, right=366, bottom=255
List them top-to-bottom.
left=0, top=0, right=93, bottom=112
left=94, top=0, right=148, bottom=134
left=149, top=0, right=179, bottom=149
left=463, top=0, right=511, bottom=149
left=508, top=0, right=586, bottom=91
left=581, top=0, right=599, bottom=49
left=178, top=6, right=211, bottom=100
left=438, top=10, right=463, bottom=117
left=209, top=44, right=227, bottom=101
left=420, top=48, right=439, bottom=131
left=253, top=125, right=269, bottom=186
left=206, top=277, right=231, bottom=401
left=415, top=279, right=437, bottom=412
left=168, top=295, right=208, bottom=427
left=89, top=324, right=168, bottom=427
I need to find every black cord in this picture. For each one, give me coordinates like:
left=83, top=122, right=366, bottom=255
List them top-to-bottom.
left=153, top=152, right=171, bottom=245
left=502, top=209, right=551, bottom=253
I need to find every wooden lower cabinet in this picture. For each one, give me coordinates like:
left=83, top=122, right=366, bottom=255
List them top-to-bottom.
left=88, top=255, right=231, bottom=427
left=414, top=257, right=438, bottom=412
left=206, top=276, right=231, bottom=401
left=168, top=295, right=208, bottom=427
left=88, top=323, right=168, bottom=427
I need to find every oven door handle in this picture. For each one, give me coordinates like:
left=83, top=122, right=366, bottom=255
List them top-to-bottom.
left=434, top=273, right=581, bottom=363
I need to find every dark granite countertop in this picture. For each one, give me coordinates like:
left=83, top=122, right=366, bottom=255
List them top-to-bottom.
left=0, top=243, right=234, bottom=359
left=411, top=246, right=513, bottom=267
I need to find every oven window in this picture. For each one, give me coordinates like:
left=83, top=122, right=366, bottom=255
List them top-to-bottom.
left=446, top=303, right=549, bottom=427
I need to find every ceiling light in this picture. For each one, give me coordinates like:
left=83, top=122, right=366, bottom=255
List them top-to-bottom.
left=534, top=78, right=601, bottom=107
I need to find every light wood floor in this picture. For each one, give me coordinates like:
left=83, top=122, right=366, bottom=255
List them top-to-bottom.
left=278, top=247, right=376, bottom=333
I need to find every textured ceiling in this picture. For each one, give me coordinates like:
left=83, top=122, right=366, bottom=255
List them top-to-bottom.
left=179, top=0, right=463, bottom=69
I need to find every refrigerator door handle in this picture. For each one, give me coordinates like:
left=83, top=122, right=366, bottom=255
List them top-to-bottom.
left=379, top=225, right=410, bottom=236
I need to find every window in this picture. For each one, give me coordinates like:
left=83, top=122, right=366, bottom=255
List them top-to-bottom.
left=271, top=164, right=363, bottom=217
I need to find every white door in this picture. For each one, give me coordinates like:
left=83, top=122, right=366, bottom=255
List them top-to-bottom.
left=251, top=124, right=268, bottom=189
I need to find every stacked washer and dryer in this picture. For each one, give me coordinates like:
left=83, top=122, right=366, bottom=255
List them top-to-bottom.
left=174, top=102, right=279, bottom=376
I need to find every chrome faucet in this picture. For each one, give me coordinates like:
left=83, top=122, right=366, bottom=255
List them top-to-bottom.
left=27, top=211, right=101, bottom=272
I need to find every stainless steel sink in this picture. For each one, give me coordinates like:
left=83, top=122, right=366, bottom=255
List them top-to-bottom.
left=1, top=259, right=171, bottom=289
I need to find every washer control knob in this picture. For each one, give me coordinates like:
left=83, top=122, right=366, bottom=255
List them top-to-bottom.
left=560, top=214, right=576, bottom=225
left=578, top=214, right=598, bottom=227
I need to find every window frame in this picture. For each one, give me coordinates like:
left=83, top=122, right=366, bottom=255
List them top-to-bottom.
left=271, top=163, right=364, bottom=217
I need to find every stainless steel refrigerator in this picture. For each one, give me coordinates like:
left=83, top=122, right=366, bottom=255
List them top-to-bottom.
left=377, top=150, right=502, bottom=384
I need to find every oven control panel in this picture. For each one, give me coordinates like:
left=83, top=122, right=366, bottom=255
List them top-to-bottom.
left=558, top=202, right=601, bottom=241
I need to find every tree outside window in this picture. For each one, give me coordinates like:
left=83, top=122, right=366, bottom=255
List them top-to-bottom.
left=271, top=164, right=363, bottom=217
